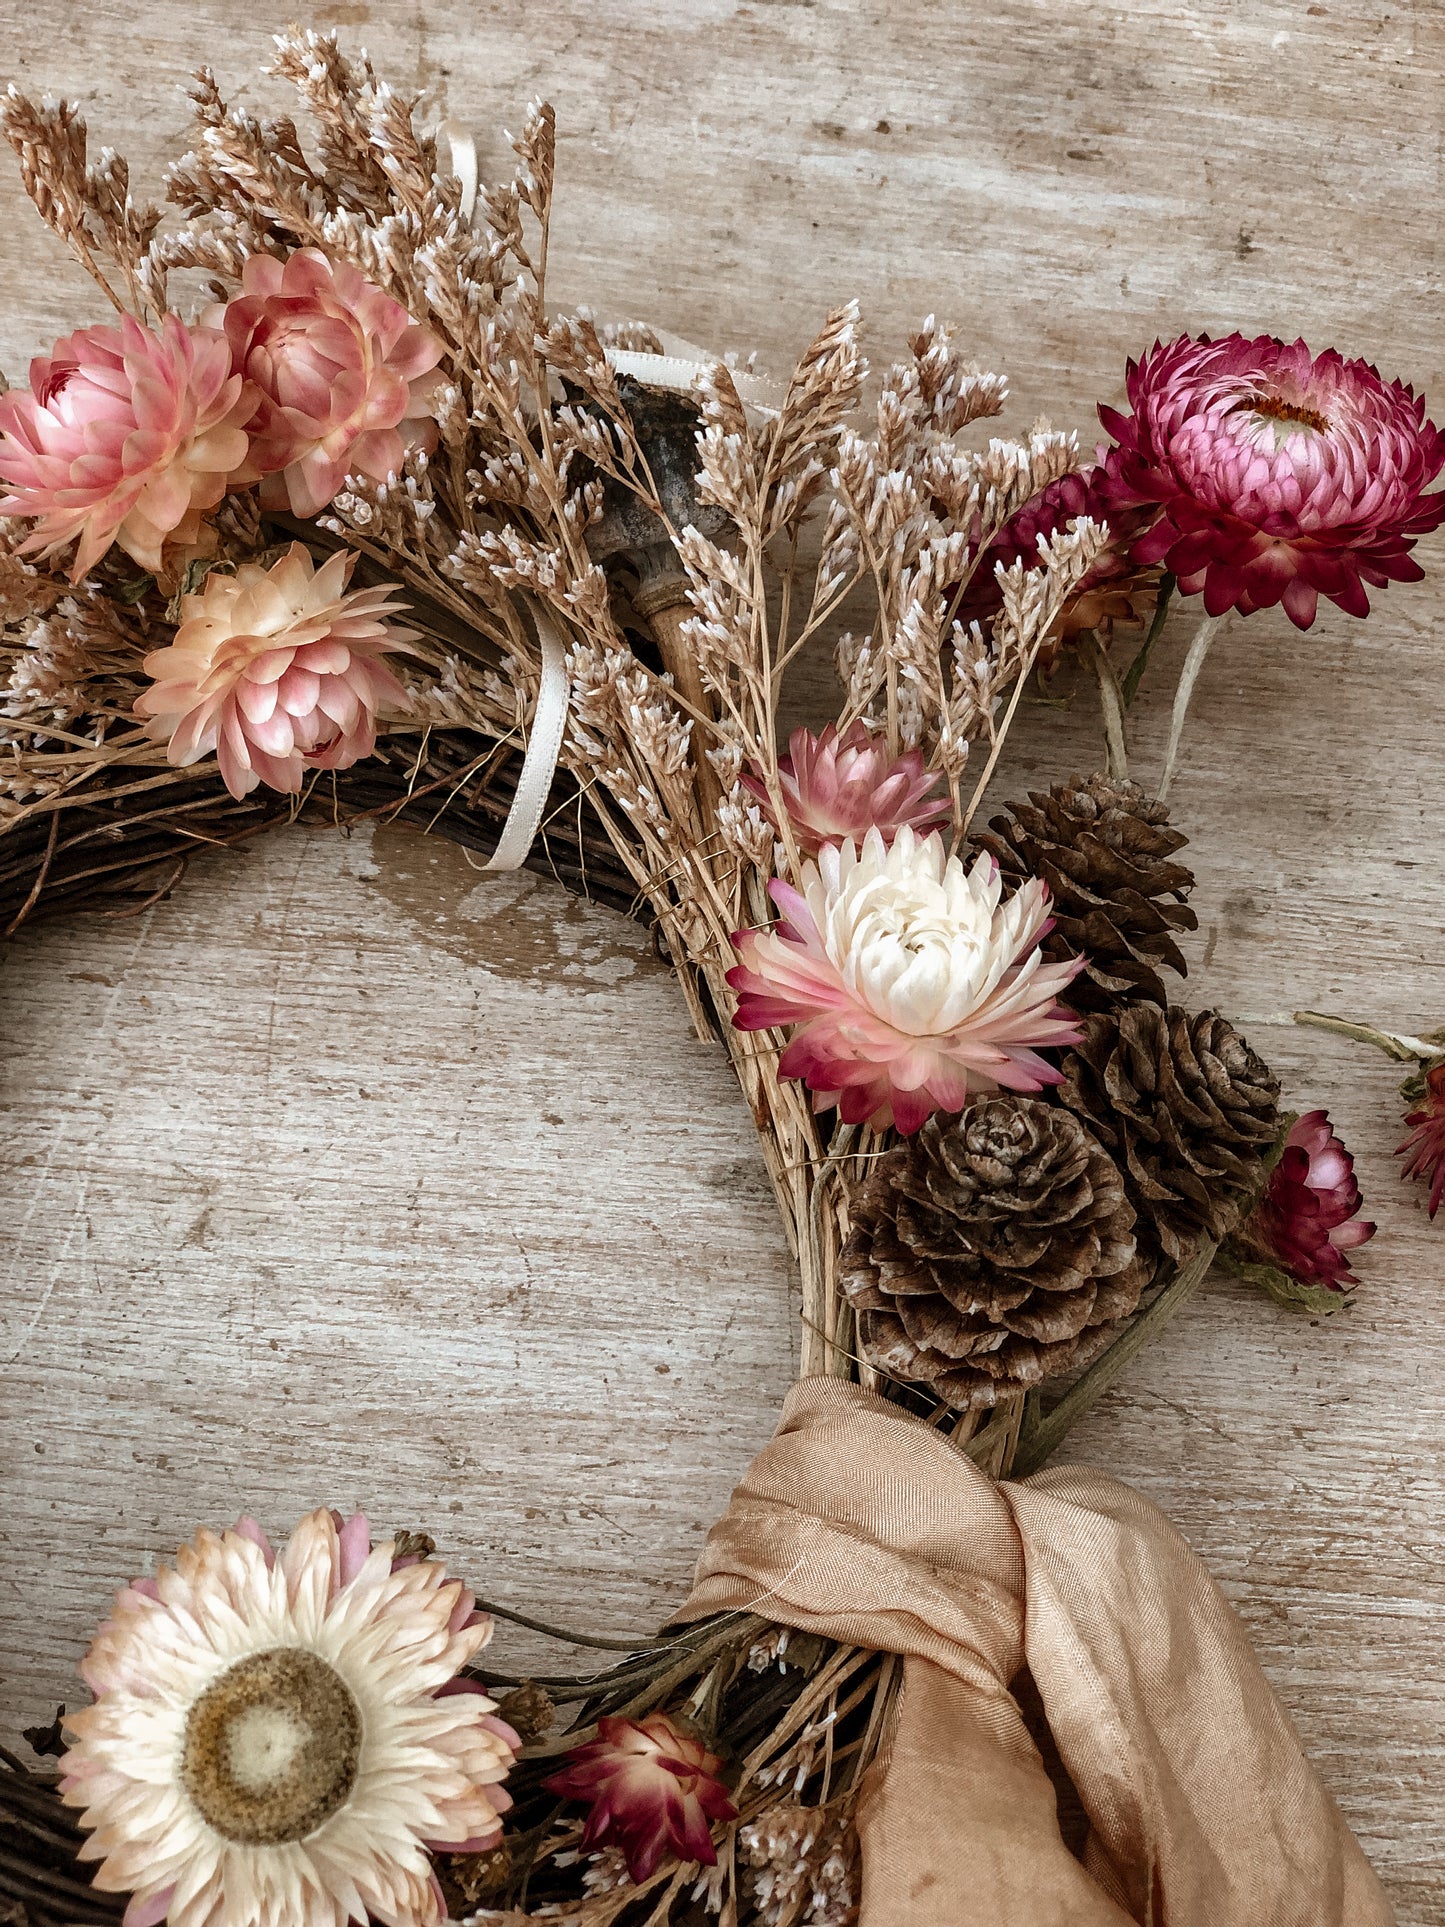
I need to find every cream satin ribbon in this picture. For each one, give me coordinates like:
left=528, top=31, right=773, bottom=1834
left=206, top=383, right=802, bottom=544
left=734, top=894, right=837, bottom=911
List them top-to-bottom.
left=437, top=123, right=779, bottom=868
left=608, top=333, right=784, bottom=421
left=481, top=603, right=571, bottom=874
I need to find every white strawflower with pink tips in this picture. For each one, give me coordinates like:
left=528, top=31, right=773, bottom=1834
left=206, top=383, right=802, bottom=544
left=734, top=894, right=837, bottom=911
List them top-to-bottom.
left=0, top=314, right=250, bottom=583
left=135, top=543, right=414, bottom=799
left=728, top=825, right=1083, bottom=1134
left=58, top=1509, right=519, bottom=1927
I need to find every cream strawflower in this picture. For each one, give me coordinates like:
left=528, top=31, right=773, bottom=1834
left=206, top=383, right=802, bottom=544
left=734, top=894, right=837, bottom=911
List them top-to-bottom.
left=728, top=825, right=1083, bottom=1134
left=59, top=1510, right=519, bottom=1927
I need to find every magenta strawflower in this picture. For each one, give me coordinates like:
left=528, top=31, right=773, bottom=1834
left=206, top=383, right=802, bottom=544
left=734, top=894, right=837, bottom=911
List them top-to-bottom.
left=213, top=249, right=443, bottom=518
left=0, top=314, right=250, bottom=583
left=1095, top=333, right=1445, bottom=629
left=952, top=465, right=1159, bottom=650
left=739, top=721, right=950, bottom=856
left=727, top=825, right=1082, bottom=1135
left=1399, top=1062, right=1445, bottom=1219
left=1239, top=1110, right=1375, bottom=1292
left=543, top=1712, right=736, bottom=1882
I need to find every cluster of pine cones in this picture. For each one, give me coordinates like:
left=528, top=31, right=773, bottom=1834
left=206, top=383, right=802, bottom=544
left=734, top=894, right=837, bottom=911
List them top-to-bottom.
left=841, top=775, right=1282, bottom=1413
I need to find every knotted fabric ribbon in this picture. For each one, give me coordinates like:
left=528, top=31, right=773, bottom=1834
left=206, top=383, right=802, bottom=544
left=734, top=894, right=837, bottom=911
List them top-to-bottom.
left=677, top=1378, right=1393, bottom=1927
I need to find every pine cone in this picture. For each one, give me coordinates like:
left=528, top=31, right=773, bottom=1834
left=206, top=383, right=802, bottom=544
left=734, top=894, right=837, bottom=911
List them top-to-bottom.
left=973, top=774, right=1197, bottom=1010
left=1057, top=1004, right=1280, bottom=1265
left=840, top=1095, right=1150, bottom=1412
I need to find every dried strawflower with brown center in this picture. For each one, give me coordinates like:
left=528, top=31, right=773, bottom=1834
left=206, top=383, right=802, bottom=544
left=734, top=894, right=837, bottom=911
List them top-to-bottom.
left=1097, top=333, right=1445, bottom=628
left=59, top=1510, right=518, bottom=1927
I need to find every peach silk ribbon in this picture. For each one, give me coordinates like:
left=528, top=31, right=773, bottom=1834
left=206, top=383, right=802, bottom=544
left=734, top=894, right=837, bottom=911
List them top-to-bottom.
left=677, top=1378, right=1393, bottom=1927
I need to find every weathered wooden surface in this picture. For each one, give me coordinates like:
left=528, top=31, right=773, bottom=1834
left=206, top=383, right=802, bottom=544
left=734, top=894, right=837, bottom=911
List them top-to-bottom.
left=1, top=0, right=1443, bottom=1918
left=0, top=828, right=800, bottom=1691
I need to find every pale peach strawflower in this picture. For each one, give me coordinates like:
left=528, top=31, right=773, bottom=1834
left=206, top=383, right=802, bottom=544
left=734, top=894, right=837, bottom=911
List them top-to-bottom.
left=0, top=314, right=250, bottom=583
left=135, top=543, right=414, bottom=799
left=59, top=1509, right=519, bottom=1927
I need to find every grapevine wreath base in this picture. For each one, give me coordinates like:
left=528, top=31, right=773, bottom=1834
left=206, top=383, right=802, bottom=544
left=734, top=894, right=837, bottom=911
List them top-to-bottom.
left=1, top=26, right=1442, bottom=1927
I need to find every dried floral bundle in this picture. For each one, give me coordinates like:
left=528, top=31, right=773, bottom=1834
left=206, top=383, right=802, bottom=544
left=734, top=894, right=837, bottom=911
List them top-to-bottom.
left=0, top=28, right=1438, bottom=1927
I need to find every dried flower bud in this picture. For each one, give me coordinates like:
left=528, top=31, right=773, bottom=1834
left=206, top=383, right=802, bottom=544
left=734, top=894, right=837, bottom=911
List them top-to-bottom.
left=543, top=1711, right=736, bottom=1882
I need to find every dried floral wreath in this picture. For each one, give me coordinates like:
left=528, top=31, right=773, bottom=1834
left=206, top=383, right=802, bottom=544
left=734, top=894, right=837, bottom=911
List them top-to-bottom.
left=1, top=30, right=1441, bottom=1927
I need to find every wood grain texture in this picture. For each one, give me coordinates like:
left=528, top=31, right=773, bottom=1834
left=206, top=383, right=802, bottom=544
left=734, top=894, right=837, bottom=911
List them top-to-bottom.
left=0, top=1, right=1443, bottom=1918
left=0, top=827, right=800, bottom=1703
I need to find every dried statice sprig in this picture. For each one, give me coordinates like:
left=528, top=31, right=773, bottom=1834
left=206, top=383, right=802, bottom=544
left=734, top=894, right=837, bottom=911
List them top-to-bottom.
left=0, top=88, right=164, bottom=317
left=0, top=587, right=153, bottom=785
left=740, top=1800, right=860, bottom=1927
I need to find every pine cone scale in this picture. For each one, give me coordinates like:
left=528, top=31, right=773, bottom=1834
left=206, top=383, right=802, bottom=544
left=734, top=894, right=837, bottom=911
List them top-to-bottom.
left=1059, top=1004, right=1280, bottom=1268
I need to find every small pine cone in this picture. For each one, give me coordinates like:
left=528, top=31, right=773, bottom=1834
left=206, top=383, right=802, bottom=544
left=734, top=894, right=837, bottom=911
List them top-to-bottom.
left=973, top=773, right=1198, bottom=1010
left=1057, top=1004, right=1280, bottom=1265
left=840, top=1095, right=1150, bottom=1412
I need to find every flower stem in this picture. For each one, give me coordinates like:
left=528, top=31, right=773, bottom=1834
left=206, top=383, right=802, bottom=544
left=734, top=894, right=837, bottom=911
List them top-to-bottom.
left=1121, top=571, right=1175, bottom=708
left=1157, top=614, right=1220, bottom=802
left=1078, top=629, right=1129, bottom=780
left=960, top=639, right=1041, bottom=836
left=1291, top=1009, right=1443, bottom=1064
left=1007, top=1238, right=1219, bottom=1477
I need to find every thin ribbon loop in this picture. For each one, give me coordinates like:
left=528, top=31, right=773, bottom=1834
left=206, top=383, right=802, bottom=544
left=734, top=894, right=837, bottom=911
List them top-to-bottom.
left=437, top=120, right=479, bottom=222
left=438, top=120, right=563, bottom=875
left=606, top=333, right=784, bottom=422
left=482, top=604, right=571, bottom=874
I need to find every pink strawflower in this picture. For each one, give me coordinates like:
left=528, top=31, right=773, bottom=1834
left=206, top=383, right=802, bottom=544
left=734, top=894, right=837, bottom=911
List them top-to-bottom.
left=213, top=249, right=443, bottom=517
left=0, top=314, right=250, bottom=583
left=1096, top=333, right=1445, bottom=629
left=134, top=542, right=414, bottom=799
left=739, top=721, right=951, bottom=856
left=727, top=825, right=1083, bottom=1135
left=1399, top=1061, right=1445, bottom=1219
left=1241, top=1110, right=1375, bottom=1291
left=59, top=1509, right=517, bottom=1927
left=544, top=1712, right=736, bottom=1882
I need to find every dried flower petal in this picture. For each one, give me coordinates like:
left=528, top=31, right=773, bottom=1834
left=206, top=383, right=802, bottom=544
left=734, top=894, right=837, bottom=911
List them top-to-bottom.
left=214, top=249, right=443, bottom=519
left=0, top=314, right=250, bottom=582
left=952, top=465, right=1159, bottom=652
left=134, top=542, right=414, bottom=798
left=741, top=722, right=950, bottom=858
left=1399, top=1062, right=1445, bottom=1219
left=1238, top=1110, right=1375, bottom=1291
left=59, top=1510, right=517, bottom=1927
